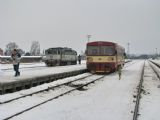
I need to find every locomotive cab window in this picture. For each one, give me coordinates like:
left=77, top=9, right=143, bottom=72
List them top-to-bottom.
left=45, top=49, right=59, bottom=55
left=51, top=49, right=58, bottom=54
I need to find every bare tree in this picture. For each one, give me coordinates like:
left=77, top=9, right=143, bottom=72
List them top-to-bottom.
left=30, top=41, right=40, bottom=56
left=5, top=42, right=18, bottom=56
left=17, top=48, right=25, bottom=55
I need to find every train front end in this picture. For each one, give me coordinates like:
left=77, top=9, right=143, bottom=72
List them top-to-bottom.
left=86, top=41, right=124, bottom=73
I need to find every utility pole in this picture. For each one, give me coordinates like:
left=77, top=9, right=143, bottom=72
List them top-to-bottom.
left=87, top=35, right=91, bottom=43
left=127, top=42, right=130, bottom=58
left=156, top=48, right=158, bottom=59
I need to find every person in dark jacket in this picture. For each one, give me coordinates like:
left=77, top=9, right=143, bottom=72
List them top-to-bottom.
left=11, top=49, right=21, bottom=77
left=78, top=54, right=81, bottom=65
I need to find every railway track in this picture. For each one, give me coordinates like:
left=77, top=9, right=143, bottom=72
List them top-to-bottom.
left=0, top=59, right=136, bottom=101
left=0, top=60, right=138, bottom=120
left=0, top=60, right=136, bottom=103
left=133, top=60, right=160, bottom=120
left=135, top=60, right=160, bottom=120
left=148, top=60, right=160, bottom=79
left=149, top=60, right=160, bottom=68
left=133, top=61, right=145, bottom=120
left=0, top=73, right=92, bottom=104
left=1, top=74, right=106, bottom=120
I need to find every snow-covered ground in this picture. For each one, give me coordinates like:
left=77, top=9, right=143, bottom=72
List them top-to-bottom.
left=151, top=59, right=160, bottom=65
left=0, top=60, right=145, bottom=120
left=1, top=60, right=160, bottom=120
left=0, top=61, right=86, bottom=83
left=138, top=61, right=160, bottom=120
left=1, top=62, right=46, bottom=70
left=0, top=64, right=3, bottom=76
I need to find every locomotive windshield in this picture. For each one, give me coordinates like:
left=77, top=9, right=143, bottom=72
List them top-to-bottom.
left=87, top=46, right=115, bottom=56
left=45, top=49, right=59, bottom=55
left=63, top=50, right=77, bottom=55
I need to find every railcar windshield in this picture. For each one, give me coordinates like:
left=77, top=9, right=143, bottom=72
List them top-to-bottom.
left=87, top=46, right=115, bottom=56
left=87, top=46, right=99, bottom=55
left=100, top=46, right=115, bottom=55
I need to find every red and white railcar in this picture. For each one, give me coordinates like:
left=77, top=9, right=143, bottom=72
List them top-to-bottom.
left=86, top=41, right=125, bottom=73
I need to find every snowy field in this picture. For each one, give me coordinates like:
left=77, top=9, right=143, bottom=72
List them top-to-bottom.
left=1, top=60, right=160, bottom=120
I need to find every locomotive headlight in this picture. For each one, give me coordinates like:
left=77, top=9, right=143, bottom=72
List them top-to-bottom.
left=87, top=57, right=93, bottom=62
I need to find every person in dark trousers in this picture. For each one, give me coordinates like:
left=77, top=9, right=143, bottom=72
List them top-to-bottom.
left=11, top=49, right=21, bottom=77
left=78, top=54, right=81, bottom=65
left=118, top=65, right=122, bottom=80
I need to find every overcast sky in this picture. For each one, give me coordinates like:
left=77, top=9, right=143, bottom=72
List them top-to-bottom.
left=0, top=0, right=160, bottom=54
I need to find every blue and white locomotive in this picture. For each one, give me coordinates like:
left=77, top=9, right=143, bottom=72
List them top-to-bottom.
left=44, top=47, right=77, bottom=66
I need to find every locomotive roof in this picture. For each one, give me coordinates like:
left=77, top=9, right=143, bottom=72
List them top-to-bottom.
left=46, top=47, right=77, bottom=52
left=47, top=47, right=72, bottom=50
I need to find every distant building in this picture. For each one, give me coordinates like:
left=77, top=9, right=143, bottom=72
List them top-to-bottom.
left=0, top=48, right=3, bottom=55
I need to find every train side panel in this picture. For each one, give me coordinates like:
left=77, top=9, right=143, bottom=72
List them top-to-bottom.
left=115, top=44, right=125, bottom=67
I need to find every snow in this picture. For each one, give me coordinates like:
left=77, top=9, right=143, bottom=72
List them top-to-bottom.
left=0, top=56, right=42, bottom=58
left=0, top=60, right=145, bottom=120
left=1, top=60, right=160, bottom=120
left=0, top=61, right=86, bottom=83
left=138, top=61, right=160, bottom=120
left=1, top=62, right=46, bottom=70
left=0, top=64, right=3, bottom=76
left=0, top=73, right=91, bottom=103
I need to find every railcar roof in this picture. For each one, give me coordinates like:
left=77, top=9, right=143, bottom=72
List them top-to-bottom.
left=87, top=41, right=116, bottom=46
left=87, top=41, right=125, bottom=50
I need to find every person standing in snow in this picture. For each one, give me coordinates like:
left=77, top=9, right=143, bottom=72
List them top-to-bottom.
left=11, top=49, right=21, bottom=77
left=78, top=54, right=81, bottom=65
left=118, top=65, right=122, bottom=80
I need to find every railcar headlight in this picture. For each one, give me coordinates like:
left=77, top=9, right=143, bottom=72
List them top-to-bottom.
left=87, top=57, right=93, bottom=62
left=108, top=57, right=114, bottom=61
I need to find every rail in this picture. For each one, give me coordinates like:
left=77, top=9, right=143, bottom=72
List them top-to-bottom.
left=133, top=61, right=145, bottom=120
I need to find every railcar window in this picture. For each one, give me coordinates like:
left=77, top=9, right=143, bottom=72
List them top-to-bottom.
left=87, top=46, right=99, bottom=55
left=100, top=46, right=115, bottom=55
left=105, top=46, right=115, bottom=55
